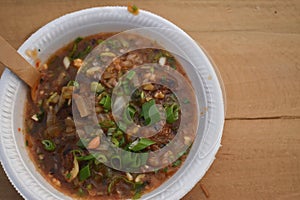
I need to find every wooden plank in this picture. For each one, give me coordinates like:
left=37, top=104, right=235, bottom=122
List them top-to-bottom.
left=0, top=0, right=299, bottom=47
left=190, top=31, right=300, bottom=118
left=183, top=118, right=300, bottom=200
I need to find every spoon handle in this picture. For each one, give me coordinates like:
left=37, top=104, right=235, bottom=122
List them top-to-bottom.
left=0, top=36, right=40, bottom=88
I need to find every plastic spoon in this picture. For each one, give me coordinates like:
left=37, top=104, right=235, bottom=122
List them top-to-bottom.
left=0, top=35, right=40, bottom=90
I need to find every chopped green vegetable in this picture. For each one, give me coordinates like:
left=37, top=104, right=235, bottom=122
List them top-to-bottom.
left=69, top=37, right=83, bottom=59
left=74, top=37, right=83, bottom=43
left=97, top=39, right=104, bottom=44
left=105, top=40, right=121, bottom=49
left=77, top=45, right=92, bottom=59
left=167, top=57, right=177, bottom=69
left=126, top=70, right=136, bottom=80
left=67, top=80, right=79, bottom=88
left=90, top=82, right=104, bottom=94
left=140, top=91, right=145, bottom=100
left=99, top=94, right=111, bottom=111
left=141, top=99, right=161, bottom=126
left=165, top=103, right=179, bottom=123
left=123, top=105, right=136, bottom=124
left=99, top=120, right=115, bottom=128
left=117, top=121, right=127, bottom=131
left=107, top=127, right=116, bottom=134
left=113, top=130, right=123, bottom=138
left=111, top=137, right=120, bottom=147
left=129, top=138, right=156, bottom=152
left=76, top=139, right=88, bottom=148
left=41, top=140, right=56, bottom=151
left=76, top=154, right=95, bottom=161
left=94, top=154, right=107, bottom=165
left=111, top=155, right=122, bottom=170
left=172, top=160, right=181, bottom=167
left=79, top=164, right=91, bottom=181
left=163, top=167, right=168, bottom=172
left=66, top=172, right=71, bottom=179
left=108, top=176, right=134, bottom=194
left=133, top=182, right=146, bottom=200
left=86, top=184, right=92, bottom=190
left=77, top=188, right=84, bottom=196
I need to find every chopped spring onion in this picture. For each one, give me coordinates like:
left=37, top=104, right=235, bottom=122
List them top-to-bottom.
left=69, top=37, right=83, bottom=58
left=74, top=37, right=83, bottom=43
left=97, top=39, right=104, bottom=44
left=106, top=40, right=121, bottom=49
left=77, top=45, right=92, bottom=59
left=100, top=52, right=116, bottom=58
left=126, top=70, right=136, bottom=80
left=67, top=80, right=79, bottom=88
left=90, top=82, right=104, bottom=94
left=140, top=91, right=145, bottom=100
left=47, top=92, right=59, bottom=104
left=99, top=94, right=111, bottom=111
left=141, top=99, right=160, bottom=126
left=165, top=103, right=179, bottom=123
left=123, top=105, right=136, bottom=124
left=99, top=120, right=115, bottom=128
left=117, top=121, right=127, bottom=131
left=111, top=137, right=120, bottom=147
left=129, top=138, right=156, bottom=152
left=76, top=139, right=88, bottom=148
left=41, top=140, right=56, bottom=151
left=122, top=152, right=148, bottom=168
left=76, top=154, right=95, bottom=161
left=94, top=154, right=107, bottom=165
left=111, top=155, right=122, bottom=170
left=67, top=157, right=79, bottom=182
left=172, top=160, right=181, bottom=167
left=79, top=164, right=91, bottom=181
left=108, top=176, right=134, bottom=194
left=77, top=188, right=84, bottom=196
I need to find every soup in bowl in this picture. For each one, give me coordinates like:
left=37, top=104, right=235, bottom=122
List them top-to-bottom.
left=0, top=7, right=225, bottom=200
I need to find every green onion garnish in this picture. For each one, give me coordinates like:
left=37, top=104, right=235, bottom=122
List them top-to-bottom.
left=126, top=70, right=136, bottom=80
left=67, top=80, right=79, bottom=88
left=90, top=82, right=104, bottom=94
left=99, top=94, right=111, bottom=111
left=141, top=99, right=161, bottom=126
left=165, top=103, right=179, bottom=123
left=99, top=120, right=115, bottom=128
left=129, top=138, right=156, bottom=152
left=41, top=140, right=56, bottom=151
left=76, top=154, right=95, bottom=161
left=111, top=155, right=122, bottom=170
left=172, top=160, right=181, bottom=167
left=79, top=164, right=91, bottom=181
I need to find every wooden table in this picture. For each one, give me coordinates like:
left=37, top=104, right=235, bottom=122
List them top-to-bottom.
left=0, top=0, right=299, bottom=199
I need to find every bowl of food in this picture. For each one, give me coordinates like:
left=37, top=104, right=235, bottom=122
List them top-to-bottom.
left=0, top=6, right=225, bottom=200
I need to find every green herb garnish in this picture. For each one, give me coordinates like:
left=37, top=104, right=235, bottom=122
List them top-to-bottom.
left=141, top=99, right=160, bottom=126
left=165, top=103, right=179, bottom=123
left=129, top=138, right=156, bottom=152
left=41, top=140, right=56, bottom=151
left=79, top=164, right=91, bottom=181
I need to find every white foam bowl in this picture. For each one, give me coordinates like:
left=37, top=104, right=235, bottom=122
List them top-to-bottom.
left=0, top=7, right=225, bottom=200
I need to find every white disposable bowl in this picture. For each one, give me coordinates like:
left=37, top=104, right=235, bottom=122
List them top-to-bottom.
left=0, top=7, right=225, bottom=200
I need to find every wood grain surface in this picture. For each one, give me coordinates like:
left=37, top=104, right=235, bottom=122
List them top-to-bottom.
left=0, top=0, right=299, bottom=199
